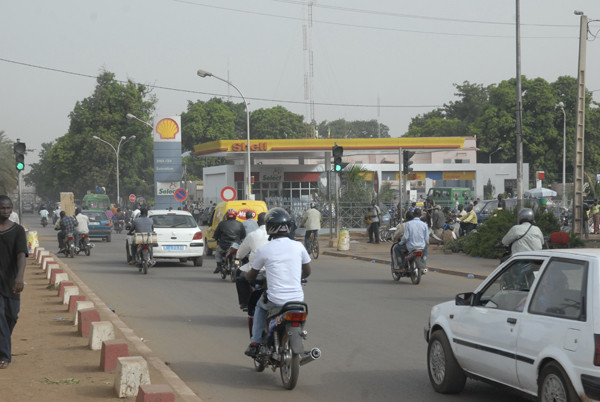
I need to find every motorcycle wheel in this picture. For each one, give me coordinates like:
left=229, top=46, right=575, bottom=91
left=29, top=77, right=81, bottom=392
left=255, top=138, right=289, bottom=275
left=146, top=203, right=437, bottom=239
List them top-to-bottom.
left=85, top=245, right=90, bottom=256
left=69, top=246, right=75, bottom=258
left=142, top=250, right=149, bottom=275
left=229, top=259, right=237, bottom=282
left=409, top=259, right=421, bottom=285
left=220, top=268, right=227, bottom=280
left=391, top=268, right=401, bottom=281
left=279, top=333, right=300, bottom=390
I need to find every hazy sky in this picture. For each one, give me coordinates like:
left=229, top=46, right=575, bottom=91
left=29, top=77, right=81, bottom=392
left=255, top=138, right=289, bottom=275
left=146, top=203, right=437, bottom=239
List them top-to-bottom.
left=2, top=0, right=600, bottom=163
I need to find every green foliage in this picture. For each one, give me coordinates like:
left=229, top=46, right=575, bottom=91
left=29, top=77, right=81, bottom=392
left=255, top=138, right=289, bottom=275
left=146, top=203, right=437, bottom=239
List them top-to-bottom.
left=26, top=71, right=156, bottom=202
left=404, top=76, right=600, bottom=184
left=317, top=119, right=390, bottom=139
left=0, top=131, right=18, bottom=195
left=340, top=165, right=373, bottom=202
left=377, top=182, right=395, bottom=204
left=534, top=209, right=560, bottom=235
left=462, top=210, right=516, bottom=258
left=569, top=234, right=585, bottom=248
left=443, top=235, right=469, bottom=254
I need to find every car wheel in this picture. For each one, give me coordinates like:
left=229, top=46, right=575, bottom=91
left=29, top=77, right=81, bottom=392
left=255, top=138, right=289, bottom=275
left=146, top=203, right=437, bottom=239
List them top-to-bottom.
left=106, top=234, right=111, bottom=243
left=205, top=247, right=213, bottom=257
left=193, top=256, right=203, bottom=267
left=179, top=258, right=188, bottom=263
left=427, top=330, right=466, bottom=394
left=538, top=362, right=578, bottom=402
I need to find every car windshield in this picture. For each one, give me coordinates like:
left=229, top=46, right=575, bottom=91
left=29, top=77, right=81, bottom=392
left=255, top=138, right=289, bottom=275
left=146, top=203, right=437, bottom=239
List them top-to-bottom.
left=152, top=214, right=197, bottom=228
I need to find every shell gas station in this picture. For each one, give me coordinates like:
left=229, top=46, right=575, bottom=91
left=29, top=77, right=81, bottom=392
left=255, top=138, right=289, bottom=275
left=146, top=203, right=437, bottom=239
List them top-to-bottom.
left=191, top=136, right=515, bottom=206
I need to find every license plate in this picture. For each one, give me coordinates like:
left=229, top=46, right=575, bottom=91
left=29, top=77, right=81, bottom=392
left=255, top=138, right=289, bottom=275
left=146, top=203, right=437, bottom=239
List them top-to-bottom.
left=164, top=245, right=185, bottom=251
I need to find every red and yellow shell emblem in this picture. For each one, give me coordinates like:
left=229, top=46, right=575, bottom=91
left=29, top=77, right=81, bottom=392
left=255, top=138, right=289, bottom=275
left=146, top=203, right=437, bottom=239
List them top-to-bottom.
left=155, top=118, right=180, bottom=140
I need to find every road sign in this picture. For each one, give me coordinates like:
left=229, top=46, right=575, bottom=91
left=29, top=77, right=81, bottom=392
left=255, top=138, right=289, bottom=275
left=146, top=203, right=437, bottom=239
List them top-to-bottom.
left=221, top=186, right=236, bottom=201
left=174, top=188, right=187, bottom=202
left=129, top=194, right=136, bottom=203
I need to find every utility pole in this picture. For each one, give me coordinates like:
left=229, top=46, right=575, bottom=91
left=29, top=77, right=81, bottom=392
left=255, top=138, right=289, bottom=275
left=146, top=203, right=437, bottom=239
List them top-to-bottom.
left=515, top=0, right=524, bottom=210
left=573, top=11, right=587, bottom=235
left=398, top=147, right=403, bottom=221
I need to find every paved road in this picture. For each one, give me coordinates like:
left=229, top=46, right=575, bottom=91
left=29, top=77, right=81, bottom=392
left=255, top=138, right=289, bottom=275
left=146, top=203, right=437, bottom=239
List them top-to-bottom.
left=26, top=215, right=528, bottom=401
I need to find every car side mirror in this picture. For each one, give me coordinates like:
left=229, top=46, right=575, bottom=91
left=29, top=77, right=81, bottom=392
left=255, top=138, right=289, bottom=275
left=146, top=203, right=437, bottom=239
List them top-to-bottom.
left=455, top=292, right=474, bottom=306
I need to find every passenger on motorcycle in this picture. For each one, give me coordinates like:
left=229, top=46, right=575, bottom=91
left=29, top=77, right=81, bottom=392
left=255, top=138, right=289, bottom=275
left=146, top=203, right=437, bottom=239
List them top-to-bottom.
left=301, top=202, right=321, bottom=250
left=244, top=207, right=311, bottom=358
left=74, top=208, right=90, bottom=248
left=113, top=208, right=125, bottom=230
left=128, top=208, right=155, bottom=265
left=396, top=208, right=428, bottom=269
left=501, top=208, right=544, bottom=254
left=213, top=209, right=246, bottom=274
left=55, top=211, right=77, bottom=253
left=242, top=211, right=259, bottom=236
left=235, top=212, right=269, bottom=311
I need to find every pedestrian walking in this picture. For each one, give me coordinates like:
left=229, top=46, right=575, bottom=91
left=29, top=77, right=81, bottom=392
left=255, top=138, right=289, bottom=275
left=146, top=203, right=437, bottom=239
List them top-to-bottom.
left=0, top=195, right=27, bottom=369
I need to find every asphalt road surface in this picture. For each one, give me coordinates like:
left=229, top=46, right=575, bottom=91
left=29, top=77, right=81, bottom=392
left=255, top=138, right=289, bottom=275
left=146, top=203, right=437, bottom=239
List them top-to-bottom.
left=27, top=215, right=529, bottom=402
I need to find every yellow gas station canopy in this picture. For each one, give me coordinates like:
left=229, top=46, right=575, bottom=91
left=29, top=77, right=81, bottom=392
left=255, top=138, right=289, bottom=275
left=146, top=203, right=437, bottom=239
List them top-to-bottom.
left=193, top=137, right=466, bottom=158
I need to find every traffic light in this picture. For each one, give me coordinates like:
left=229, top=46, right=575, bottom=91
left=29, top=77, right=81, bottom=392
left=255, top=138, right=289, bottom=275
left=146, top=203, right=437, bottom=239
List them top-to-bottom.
left=14, top=141, right=26, bottom=171
left=332, top=145, right=344, bottom=172
left=403, top=150, right=415, bottom=174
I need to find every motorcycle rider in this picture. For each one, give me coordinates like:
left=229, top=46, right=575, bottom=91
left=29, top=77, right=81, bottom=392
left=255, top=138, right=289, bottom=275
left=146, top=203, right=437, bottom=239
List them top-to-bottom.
left=301, top=202, right=321, bottom=250
left=459, top=204, right=478, bottom=235
left=39, top=206, right=49, bottom=226
left=74, top=207, right=90, bottom=250
left=244, top=207, right=311, bottom=358
left=113, top=208, right=125, bottom=232
left=128, top=208, right=155, bottom=265
left=397, top=208, right=429, bottom=270
left=502, top=208, right=544, bottom=254
left=213, top=209, right=246, bottom=274
left=55, top=211, right=77, bottom=253
left=235, top=212, right=269, bottom=312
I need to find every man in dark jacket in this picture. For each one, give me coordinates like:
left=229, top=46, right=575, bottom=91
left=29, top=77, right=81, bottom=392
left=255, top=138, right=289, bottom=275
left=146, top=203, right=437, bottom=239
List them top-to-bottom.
left=213, top=209, right=246, bottom=274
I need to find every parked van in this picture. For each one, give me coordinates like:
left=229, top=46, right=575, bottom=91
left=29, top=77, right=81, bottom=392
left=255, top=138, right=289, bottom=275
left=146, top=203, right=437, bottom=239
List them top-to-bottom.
left=426, top=187, right=473, bottom=208
left=82, top=193, right=111, bottom=211
left=204, top=200, right=269, bottom=255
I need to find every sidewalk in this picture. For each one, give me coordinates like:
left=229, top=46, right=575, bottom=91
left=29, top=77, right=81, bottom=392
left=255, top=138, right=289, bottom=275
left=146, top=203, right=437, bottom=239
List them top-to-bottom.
left=2, top=251, right=201, bottom=402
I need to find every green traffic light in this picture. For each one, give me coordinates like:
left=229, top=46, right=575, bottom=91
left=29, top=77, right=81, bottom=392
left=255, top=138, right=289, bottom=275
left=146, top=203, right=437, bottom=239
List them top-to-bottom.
left=16, top=162, right=24, bottom=171
left=335, top=165, right=342, bottom=172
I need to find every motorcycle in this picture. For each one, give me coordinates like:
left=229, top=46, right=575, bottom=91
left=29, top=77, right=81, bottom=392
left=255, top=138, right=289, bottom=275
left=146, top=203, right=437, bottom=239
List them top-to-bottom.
left=41, top=216, right=48, bottom=228
left=113, top=219, right=124, bottom=234
left=134, top=232, right=155, bottom=275
left=59, top=233, right=76, bottom=258
left=76, top=233, right=93, bottom=256
left=221, top=243, right=239, bottom=282
left=390, top=244, right=426, bottom=285
left=249, top=296, right=321, bottom=390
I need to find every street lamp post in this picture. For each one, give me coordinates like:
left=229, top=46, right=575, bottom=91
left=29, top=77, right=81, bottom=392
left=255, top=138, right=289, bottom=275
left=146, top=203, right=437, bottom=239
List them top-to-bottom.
left=197, top=69, right=252, bottom=200
left=558, top=102, right=567, bottom=208
left=126, top=113, right=153, bottom=129
left=92, top=135, right=136, bottom=206
left=489, top=146, right=503, bottom=164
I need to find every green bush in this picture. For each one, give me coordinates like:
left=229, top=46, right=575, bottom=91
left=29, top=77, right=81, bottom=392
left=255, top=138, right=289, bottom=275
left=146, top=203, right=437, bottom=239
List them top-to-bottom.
left=462, top=210, right=515, bottom=258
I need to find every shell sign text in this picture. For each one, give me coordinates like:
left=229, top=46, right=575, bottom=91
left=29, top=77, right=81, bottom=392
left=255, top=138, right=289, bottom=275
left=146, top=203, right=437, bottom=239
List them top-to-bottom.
left=231, top=142, right=268, bottom=151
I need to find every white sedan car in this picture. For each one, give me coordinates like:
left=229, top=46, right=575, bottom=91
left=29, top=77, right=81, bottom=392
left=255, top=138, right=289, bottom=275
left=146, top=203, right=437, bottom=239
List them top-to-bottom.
left=147, top=210, right=204, bottom=266
left=425, top=249, right=600, bottom=401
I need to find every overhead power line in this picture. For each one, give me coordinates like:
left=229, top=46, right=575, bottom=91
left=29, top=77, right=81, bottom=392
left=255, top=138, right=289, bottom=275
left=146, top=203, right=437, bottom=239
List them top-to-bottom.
left=173, top=0, right=577, bottom=39
left=0, top=57, right=442, bottom=109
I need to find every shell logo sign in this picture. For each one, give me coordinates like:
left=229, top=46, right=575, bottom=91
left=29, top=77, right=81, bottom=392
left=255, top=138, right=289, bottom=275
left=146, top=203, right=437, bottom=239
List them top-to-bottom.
left=156, top=118, right=179, bottom=140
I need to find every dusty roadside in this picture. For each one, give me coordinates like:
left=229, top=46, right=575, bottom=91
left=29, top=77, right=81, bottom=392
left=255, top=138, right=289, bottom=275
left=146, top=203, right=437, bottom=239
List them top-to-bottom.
left=1, top=255, right=177, bottom=402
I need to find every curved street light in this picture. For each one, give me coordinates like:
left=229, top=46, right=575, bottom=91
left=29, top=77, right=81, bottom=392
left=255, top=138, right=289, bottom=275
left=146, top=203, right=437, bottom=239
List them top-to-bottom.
left=197, top=69, right=252, bottom=200
left=126, top=113, right=153, bottom=129
left=92, top=135, right=136, bottom=206
left=489, top=146, right=503, bottom=164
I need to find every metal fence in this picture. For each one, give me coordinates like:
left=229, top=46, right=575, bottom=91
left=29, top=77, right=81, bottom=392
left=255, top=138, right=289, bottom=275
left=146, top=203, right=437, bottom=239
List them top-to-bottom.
left=264, top=197, right=396, bottom=229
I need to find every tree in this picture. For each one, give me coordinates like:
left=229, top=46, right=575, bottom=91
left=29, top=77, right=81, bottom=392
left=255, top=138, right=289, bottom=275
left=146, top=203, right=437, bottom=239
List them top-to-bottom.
left=26, top=71, right=156, bottom=202
left=250, top=106, right=306, bottom=139
left=317, top=119, right=390, bottom=139
left=0, top=131, right=18, bottom=195
left=340, top=164, right=373, bottom=202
